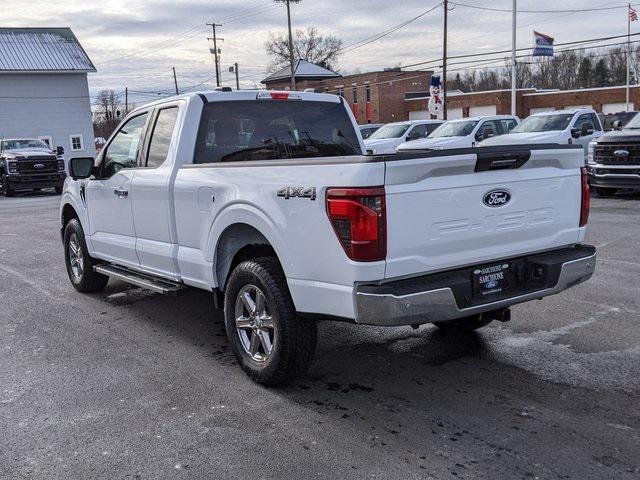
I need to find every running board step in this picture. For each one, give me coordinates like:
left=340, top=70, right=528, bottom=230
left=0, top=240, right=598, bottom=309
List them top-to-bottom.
left=94, top=264, right=186, bottom=296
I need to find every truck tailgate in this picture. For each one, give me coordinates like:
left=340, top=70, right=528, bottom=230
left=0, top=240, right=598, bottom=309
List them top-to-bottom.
left=384, top=146, right=585, bottom=279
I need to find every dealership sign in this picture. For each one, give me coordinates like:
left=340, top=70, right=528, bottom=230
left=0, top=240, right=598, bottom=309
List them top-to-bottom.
left=533, top=31, right=554, bottom=57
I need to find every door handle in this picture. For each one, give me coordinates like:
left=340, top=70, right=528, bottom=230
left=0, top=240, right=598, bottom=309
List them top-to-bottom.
left=113, top=188, right=129, bottom=198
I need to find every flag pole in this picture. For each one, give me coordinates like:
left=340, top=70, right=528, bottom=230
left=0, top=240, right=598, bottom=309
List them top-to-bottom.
left=511, top=0, right=517, bottom=116
left=627, top=3, right=631, bottom=111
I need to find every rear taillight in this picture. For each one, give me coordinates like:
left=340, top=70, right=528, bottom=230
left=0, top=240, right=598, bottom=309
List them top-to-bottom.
left=580, top=167, right=590, bottom=227
left=326, top=187, right=386, bottom=262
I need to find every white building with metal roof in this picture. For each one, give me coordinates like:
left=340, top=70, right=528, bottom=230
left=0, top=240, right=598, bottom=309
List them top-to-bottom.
left=0, top=27, right=96, bottom=166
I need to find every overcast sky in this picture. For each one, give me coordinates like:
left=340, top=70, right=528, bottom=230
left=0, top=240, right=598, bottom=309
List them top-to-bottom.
left=3, top=0, right=638, bottom=104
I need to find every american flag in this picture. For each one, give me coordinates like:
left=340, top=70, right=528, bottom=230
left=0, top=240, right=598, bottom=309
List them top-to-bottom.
left=630, top=5, right=638, bottom=22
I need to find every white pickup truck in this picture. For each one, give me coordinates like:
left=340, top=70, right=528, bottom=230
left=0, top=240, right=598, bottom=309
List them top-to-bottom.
left=60, top=90, right=596, bottom=385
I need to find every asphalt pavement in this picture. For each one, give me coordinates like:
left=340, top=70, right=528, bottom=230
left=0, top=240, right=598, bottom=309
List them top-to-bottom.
left=1, top=190, right=639, bottom=479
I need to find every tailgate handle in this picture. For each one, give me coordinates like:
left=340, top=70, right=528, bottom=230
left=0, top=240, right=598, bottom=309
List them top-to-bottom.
left=475, top=151, right=530, bottom=172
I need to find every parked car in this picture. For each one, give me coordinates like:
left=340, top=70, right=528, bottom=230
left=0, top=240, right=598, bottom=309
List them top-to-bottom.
left=60, top=90, right=595, bottom=385
left=480, top=109, right=604, bottom=158
left=598, top=111, right=638, bottom=131
left=586, top=112, right=640, bottom=196
left=396, top=115, right=519, bottom=152
left=364, top=119, right=443, bottom=154
left=358, top=123, right=384, bottom=139
left=0, top=138, right=66, bottom=196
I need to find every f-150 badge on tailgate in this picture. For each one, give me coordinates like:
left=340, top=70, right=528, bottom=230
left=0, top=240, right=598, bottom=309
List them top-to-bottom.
left=277, top=186, right=316, bottom=200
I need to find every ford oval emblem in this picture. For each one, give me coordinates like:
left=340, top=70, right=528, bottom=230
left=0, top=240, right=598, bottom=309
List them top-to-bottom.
left=614, top=149, right=629, bottom=158
left=33, top=163, right=45, bottom=169
left=483, top=190, right=511, bottom=207
left=486, top=280, right=499, bottom=289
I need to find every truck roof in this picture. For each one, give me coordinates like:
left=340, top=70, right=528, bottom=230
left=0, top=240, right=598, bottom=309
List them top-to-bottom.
left=134, top=89, right=342, bottom=111
left=532, top=108, right=595, bottom=116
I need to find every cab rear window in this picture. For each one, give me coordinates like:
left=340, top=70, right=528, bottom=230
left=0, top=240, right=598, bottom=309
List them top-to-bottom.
left=193, top=100, right=361, bottom=163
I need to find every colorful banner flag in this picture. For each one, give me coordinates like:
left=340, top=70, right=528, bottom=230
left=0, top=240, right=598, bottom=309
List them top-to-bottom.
left=533, top=31, right=554, bottom=57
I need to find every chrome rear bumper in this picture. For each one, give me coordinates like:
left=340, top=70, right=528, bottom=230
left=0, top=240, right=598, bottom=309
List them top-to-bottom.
left=355, top=247, right=596, bottom=326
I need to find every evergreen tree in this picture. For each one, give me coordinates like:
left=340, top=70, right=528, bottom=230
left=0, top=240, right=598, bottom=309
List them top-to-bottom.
left=576, top=57, right=592, bottom=88
left=593, top=59, right=611, bottom=87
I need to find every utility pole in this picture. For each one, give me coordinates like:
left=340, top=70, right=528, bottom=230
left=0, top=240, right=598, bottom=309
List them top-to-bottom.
left=275, top=0, right=301, bottom=91
left=442, top=0, right=448, bottom=120
left=511, top=0, right=517, bottom=116
left=207, top=22, right=224, bottom=87
left=233, top=63, right=240, bottom=90
left=172, top=67, right=179, bottom=95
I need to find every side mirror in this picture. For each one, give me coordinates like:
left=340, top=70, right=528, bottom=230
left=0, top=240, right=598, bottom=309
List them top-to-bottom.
left=613, top=120, right=622, bottom=130
left=581, top=123, right=594, bottom=137
left=571, top=128, right=581, bottom=139
left=407, top=131, right=422, bottom=141
left=56, top=145, right=64, bottom=155
left=69, top=157, right=95, bottom=180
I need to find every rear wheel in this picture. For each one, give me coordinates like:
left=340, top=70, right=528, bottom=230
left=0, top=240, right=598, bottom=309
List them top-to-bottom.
left=594, top=187, right=617, bottom=197
left=63, top=218, right=109, bottom=293
left=224, top=257, right=317, bottom=385
left=433, top=314, right=493, bottom=332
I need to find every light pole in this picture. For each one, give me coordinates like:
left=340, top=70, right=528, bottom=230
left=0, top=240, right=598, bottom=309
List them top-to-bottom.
left=275, top=0, right=300, bottom=90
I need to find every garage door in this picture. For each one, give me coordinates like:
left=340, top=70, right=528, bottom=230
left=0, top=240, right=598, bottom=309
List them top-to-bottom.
left=602, top=102, right=634, bottom=114
left=469, top=105, right=497, bottom=117
left=447, top=107, right=463, bottom=119
left=529, top=107, right=554, bottom=115
left=409, top=110, right=431, bottom=120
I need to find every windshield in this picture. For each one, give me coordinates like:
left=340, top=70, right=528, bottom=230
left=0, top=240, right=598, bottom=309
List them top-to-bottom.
left=194, top=100, right=361, bottom=163
left=622, top=112, right=640, bottom=129
left=511, top=114, right=573, bottom=133
left=429, top=120, right=478, bottom=138
left=368, top=123, right=411, bottom=140
left=1, top=139, right=50, bottom=151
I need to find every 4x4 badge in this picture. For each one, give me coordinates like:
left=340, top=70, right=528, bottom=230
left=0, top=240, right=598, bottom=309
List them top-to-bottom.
left=277, top=186, right=316, bottom=200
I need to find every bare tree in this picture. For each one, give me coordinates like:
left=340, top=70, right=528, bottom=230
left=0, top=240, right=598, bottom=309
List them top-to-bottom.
left=265, top=27, right=343, bottom=72
left=93, top=89, right=128, bottom=140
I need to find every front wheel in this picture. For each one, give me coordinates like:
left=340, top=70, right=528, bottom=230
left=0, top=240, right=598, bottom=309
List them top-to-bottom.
left=1, top=174, right=14, bottom=197
left=594, top=187, right=617, bottom=197
left=63, top=218, right=109, bottom=293
left=224, top=257, right=317, bottom=385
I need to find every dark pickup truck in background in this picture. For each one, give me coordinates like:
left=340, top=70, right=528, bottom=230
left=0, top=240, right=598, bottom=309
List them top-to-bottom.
left=587, top=114, right=640, bottom=196
left=0, top=138, right=67, bottom=197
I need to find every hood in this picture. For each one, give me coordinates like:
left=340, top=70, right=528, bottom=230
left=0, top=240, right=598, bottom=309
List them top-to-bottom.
left=596, top=129, right=640, bottom=143
left=479, top=131, right=565, bottom=146
left=397, top=136, right=472, bottom=151
left=363, top=137, right=403, bottom=154
left=4, top=147, right=55, bottom=158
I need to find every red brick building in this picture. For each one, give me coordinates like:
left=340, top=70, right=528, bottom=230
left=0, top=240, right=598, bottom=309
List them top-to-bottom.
left=262, top=60, right=433, bottom=124
left=263, top=61, right=639, bottom=123
left=405, top=86, right=640, bottom=119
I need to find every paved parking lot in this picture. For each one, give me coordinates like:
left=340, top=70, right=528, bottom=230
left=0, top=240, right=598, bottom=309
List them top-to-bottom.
left=1, top=191, right=639, bottom=479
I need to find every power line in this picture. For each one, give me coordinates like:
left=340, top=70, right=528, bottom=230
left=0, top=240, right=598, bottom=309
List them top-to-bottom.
left=450, top=1, right=640, bottom=13
left=340, top=3, right=442, bottom=55
left=402, top=32, right=640, bottom=70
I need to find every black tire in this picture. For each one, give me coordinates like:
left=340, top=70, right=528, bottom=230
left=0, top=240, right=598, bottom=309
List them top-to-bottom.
left=2, top=173, right=14, bottom=197
left=54, top=186, right=63, bottom=195
left=594, top=187, right=617, bottom=197
left=63, top=218, right=109, bottom=293
left=224, top=257, right=317, bottom=385
left=433, top=314, right=493, bottom=332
